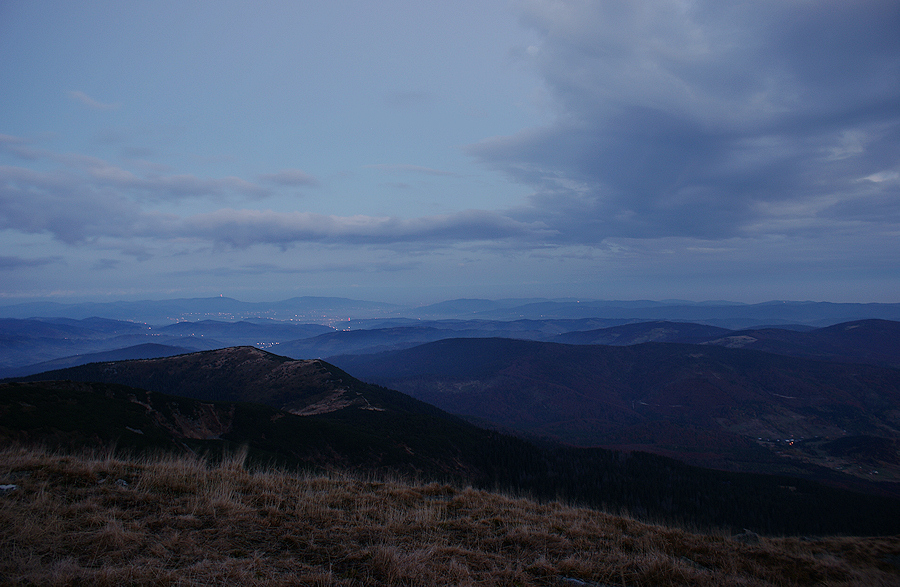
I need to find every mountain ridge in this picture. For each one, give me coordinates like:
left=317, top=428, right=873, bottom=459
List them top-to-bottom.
left=3, top=296, right=899, bottom=327
left=330, top=336, right=900, bottom=488
left=15, top=346, right=403, bottom=416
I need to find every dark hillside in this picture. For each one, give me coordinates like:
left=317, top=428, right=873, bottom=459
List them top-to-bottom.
left=470, top=300, right=900, bottom=327
left=549, top=319, right=900, bottom=368
left=553, top=320, right=731, bottom=345
left=332, top=338, right=900, bottom=485
left=15, top=346, right=416, bottom=416
left=3, top=378, right=900, bottom=536
left=0, top=379, right=506, bottom=481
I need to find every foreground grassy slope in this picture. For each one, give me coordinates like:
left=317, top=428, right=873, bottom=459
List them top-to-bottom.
left=2, top=446, right=899, bottom=587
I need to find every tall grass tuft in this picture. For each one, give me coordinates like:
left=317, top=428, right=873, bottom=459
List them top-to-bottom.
left=0, top=444, right=898, bottom=586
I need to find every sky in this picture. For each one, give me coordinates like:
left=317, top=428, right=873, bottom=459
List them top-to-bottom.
left=1, top=0, right=898, bottom=306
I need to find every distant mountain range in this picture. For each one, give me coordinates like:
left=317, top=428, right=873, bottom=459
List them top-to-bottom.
left=3, top=294, right=898, bottom=375
left=2, top=295, right=899, bottom=327
left=0, top=296, right=402, bottom=323
left=458, top=300, right=900, bottom=327
left=4, top=302, right=900, bottom=376
left=0, top=317, right=332, bottom=376
left=271, top=319, right=622, bottom=359
left=0, top=343, right=197, bottom=378
left=5, top=346, right=900, bottom=535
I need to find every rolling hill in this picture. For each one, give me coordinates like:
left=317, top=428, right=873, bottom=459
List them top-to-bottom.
left=550, top=319, right=900, bottom=368
left=701, top=319, right=900, bottom=368
left=552, top=320, right=733, bottom=345
left=331, top=337, right=900, bottom=486
left=14, top=346, right=419, bottom=415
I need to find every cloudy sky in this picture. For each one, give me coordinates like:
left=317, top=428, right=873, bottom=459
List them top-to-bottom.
left=1, top=0, right=898, bottom=305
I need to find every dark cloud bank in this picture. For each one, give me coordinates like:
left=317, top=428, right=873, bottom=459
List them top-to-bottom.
left=471, top=0, right=900, bottom=244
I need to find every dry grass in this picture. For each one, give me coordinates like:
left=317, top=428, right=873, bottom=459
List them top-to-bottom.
left=0, top=445, right=898, bottom=586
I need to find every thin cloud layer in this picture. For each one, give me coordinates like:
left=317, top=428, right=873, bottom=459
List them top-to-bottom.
left=469, top=0, right=900, bottom=243
left=68, top=90, right=119, bottom=110
left=0, top=141, right=271, bottom=202
left=0, top=142, right=550, bottom=251
left=365, top=164, right=461, bottom=177
left=0, top=165, right=145, bottom=244
left=258, top=169, right=319, bottom=187
left=182, top=208, right=553, bottom=248
left=0, top=256, right=58, bottom=269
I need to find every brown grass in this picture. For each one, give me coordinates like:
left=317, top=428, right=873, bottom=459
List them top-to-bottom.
left=0, top=444, right=898, bottom=586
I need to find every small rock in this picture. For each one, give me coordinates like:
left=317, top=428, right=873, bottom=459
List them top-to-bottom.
left=115, top=479, right=129, bottom=487
left=0, top=484, right=17, bottom=493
